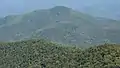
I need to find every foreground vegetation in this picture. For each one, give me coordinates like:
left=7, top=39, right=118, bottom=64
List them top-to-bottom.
left=0, top=39, right=120, bottom=68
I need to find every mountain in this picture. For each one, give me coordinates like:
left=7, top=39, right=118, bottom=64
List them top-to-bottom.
left=0, top=6, right=120, bottom=47
left=0, top=39, right=120, bottom=68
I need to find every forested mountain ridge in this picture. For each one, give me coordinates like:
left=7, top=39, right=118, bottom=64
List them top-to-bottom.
left=0, top=6, right=120, bottom=47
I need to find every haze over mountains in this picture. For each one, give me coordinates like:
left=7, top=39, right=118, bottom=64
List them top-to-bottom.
left=0, top=0, right=120, bottom=19
left=80, top=0, right=120, bottom=20
left=1, top=1, right=120, bottom=68
left=0, top=6, right=120, bottom=48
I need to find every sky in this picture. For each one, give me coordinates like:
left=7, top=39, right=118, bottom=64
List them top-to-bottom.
left=0, top=0, right=120, bottom=19
left=0, top=0, right=100, bottom=16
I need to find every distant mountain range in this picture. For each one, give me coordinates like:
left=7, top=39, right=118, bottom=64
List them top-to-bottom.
left=77, top=0, right=120, bottom=20
left=0, top=6, right=120, bottom=47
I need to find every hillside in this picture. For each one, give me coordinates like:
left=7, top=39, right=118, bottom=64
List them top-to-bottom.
left=0, top=6, right=120, bottom=47
left=0, top=39, right=120, bottom=68
left=0, top=39, right=82, bottom=68
left=79, top=44, right=120, bottom=68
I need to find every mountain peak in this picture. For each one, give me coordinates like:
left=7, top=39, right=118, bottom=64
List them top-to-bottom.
left=49, top=6, right=71, bottom=21
left=50, top=6, right=71, bottom=13
left=51, top=6, right=70, bottom=10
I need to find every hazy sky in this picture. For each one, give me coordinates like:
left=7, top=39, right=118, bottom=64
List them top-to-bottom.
left=0, top=0, right=120, bottom=17
left=0, top=0, right=94, bottom=12
left=0, top=0, right=101, bottom=16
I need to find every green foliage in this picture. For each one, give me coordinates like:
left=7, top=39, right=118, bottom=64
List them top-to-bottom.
left=0, top=39, right=120, bottom=68
left=0, top=39, right=81, bottom=68
left=79, top=43, right=120, bottom=68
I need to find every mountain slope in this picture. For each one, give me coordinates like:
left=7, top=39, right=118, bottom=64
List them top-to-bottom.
left=0, top=6, right=120, bottom=47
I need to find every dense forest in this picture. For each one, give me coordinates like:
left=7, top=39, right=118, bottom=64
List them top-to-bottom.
left=0, top=39, right=120, bottom=68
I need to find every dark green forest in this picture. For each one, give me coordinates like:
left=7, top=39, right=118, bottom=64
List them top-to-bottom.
left=0, top=39, right=120, bottom=68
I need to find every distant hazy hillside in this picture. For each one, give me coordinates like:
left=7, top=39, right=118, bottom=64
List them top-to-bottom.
left=80, top=0, right=120, bottom=20
left=0, top=6, right=120, bottom=47
left=0, top=39, right=120, bottom=68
